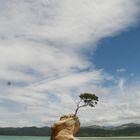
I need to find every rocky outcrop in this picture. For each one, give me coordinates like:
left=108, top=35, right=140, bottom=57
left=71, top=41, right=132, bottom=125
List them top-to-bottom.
left=50, top=114, right=80, bottom=140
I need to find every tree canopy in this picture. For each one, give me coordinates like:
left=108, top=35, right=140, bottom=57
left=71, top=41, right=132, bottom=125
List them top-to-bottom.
left=74, top=93, right=99, bottom=116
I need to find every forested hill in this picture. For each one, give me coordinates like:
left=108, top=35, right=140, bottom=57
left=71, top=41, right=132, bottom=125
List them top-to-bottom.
left=0, top=123, right=140, bottom=137
left=77, top=123, right=140, bottom=137
left=0, top=127, right=51, bottom=136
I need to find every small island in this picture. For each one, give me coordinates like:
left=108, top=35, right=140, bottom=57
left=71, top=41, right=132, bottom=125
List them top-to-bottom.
left=50, top=93, right=98, bottom=140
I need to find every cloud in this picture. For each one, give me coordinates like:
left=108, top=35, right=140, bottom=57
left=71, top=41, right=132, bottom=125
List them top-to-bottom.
left=0, top=0, right=140, bottom=127
left=116, top=68, right=126, bottom=73
left=130, top=73, right=135, bottom=76
left=79, top=81, right=140, bottom=126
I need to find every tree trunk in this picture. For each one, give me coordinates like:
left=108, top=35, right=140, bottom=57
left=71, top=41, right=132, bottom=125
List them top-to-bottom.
left=74, top=107, right=79, bottom=116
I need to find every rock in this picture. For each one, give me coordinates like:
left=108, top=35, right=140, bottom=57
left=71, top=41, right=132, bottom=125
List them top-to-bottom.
left=50, top=114, right=80, bottom=140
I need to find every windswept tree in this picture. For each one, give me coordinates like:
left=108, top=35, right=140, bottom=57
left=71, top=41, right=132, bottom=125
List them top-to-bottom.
left=74, top=93, right=99, bottom=116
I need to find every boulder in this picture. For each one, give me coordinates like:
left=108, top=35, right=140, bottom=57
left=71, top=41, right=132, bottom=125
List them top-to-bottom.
left=50, top=114, right=80, bottom=140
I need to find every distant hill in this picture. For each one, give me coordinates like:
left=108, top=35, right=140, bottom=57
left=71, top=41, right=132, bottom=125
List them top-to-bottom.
left=0, top=123, right=140, bottom=137
left=77, top=123, right=140, bottom=137
left=84, top=123, right=140, bottom=130
left=113, top=123, right=140, bottom=130
left=0, top=127, right=51, bottom=136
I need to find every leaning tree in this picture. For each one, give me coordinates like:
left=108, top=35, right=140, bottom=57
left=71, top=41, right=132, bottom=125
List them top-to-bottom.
left=74, top=93, right=99, bottom=116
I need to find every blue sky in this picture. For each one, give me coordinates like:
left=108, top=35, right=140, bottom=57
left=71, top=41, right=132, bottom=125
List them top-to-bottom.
left=0, top=0, right=140, bottom=127
left=94, top=24, right=140, bottom=76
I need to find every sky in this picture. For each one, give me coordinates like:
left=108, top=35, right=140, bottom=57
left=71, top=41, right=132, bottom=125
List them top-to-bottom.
left=0, top=0, right=140, bottom=127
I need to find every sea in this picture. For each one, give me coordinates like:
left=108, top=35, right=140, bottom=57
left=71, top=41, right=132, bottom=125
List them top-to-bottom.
left=0, top=136, right=140, bottom=140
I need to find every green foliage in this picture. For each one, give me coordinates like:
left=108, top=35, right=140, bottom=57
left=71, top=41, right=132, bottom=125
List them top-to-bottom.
left=74, top=93, right=99, bottom=116
left=79, top=93, right=98, bottom=106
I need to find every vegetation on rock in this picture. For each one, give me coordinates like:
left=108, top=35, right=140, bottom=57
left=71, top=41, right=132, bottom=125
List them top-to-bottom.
left=74, top=93, right=99, bottom=116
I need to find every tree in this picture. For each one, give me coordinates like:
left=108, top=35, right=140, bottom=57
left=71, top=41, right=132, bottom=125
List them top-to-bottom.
left=74, top=93, right=99, bottom=116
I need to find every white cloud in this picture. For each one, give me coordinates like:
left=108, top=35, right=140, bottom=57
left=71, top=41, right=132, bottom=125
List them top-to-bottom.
left=0, top=0, right=140, bottom=127
left=116, top=68, right=126, bottom=73
left=130, top=73, right=135, bottom=76
left=117, top=78, right=125, bottom=95
left=79, top=81, right=140, bottom=126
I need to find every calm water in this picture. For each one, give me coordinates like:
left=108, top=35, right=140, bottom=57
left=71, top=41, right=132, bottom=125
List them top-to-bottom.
left=0, top=136, right=140, bottom=140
